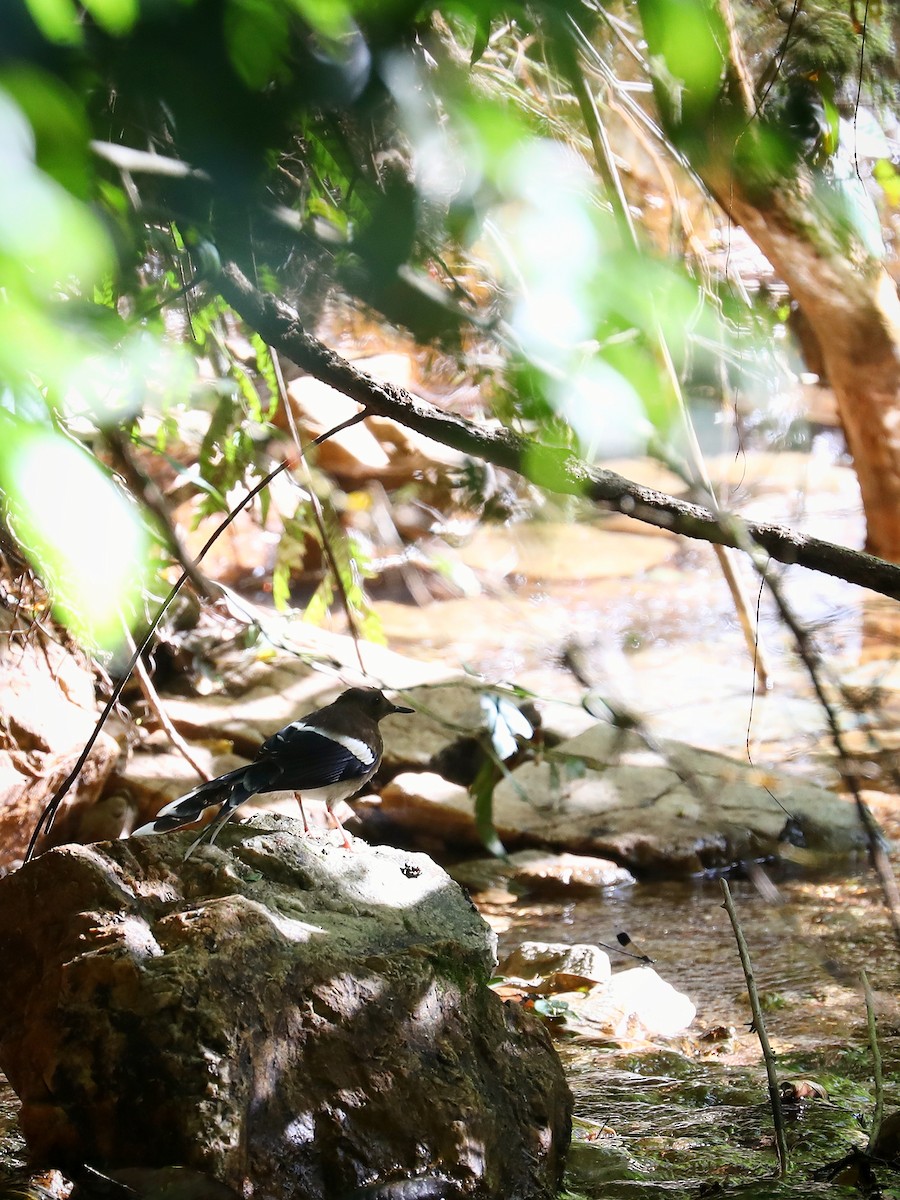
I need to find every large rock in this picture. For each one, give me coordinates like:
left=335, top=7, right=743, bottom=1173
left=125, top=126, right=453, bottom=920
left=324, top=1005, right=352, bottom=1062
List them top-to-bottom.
left=376, top=723, right=866, bottom=875
left=0, top=817, right=571, bottom=1199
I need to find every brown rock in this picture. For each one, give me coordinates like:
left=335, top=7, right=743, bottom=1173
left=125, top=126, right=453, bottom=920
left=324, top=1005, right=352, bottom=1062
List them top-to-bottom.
left=286, top=370, right=462, bottom=486
left=0, top=611, right=119, bottom=869
left=374, top=772, right=480, bottom=855
left=0, top=817, right=571, bottom=1199
left=504, top=851, right=635, bottom=895
left=498, top=942, right=612, bottom=993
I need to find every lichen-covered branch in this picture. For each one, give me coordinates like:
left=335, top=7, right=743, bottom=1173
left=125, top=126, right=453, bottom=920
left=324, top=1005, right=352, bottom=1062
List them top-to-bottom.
left=218, top=262, right=900, bottom=601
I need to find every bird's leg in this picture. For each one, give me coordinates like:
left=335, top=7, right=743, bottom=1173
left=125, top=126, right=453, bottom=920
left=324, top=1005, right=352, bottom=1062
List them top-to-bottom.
left=294, top=792, right=309, bottom=833
left=326, top=807, right=352, bottom=850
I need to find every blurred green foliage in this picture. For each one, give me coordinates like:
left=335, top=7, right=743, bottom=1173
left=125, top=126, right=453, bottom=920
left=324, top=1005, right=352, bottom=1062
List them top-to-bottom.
left=0, top=0, right=894, bottom=652
left=0, top=411, right=152, bottom=649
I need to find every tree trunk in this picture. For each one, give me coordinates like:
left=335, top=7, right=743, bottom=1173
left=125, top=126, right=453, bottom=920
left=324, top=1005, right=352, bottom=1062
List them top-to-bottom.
left=636, top=0, right=900, bottom=562
left=709, top=175, right=900, bottom=563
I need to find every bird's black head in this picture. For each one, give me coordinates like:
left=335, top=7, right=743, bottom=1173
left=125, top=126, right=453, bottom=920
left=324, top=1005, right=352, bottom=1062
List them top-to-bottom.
left=336, top=687, right=414, bottom=721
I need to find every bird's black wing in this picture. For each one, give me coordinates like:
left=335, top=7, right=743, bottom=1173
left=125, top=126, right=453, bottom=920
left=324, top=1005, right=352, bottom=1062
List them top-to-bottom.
left=248, top=725, right=374, bottom=795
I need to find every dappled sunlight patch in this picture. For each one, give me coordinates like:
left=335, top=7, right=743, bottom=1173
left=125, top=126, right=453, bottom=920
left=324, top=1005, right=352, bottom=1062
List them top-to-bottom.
left=0, top=415, right=152, bottom=653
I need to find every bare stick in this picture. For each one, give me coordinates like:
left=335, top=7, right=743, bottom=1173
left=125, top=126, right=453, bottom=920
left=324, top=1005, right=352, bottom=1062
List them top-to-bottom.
left=559, top=17, right=770, bottom=688
left=270, top=349, right=367, bottom=673
left=739, top=542, right=900, bottom=946
left=121, top=623, right=213, bottom=784
left=720, top=878, right=789, bottom=1177
left=862, top=969, right=884, bottom=1153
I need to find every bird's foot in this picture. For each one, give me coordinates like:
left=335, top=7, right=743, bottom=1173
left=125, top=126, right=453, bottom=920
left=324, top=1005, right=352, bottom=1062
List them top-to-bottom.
left=325, top=809, right=353, bottom=850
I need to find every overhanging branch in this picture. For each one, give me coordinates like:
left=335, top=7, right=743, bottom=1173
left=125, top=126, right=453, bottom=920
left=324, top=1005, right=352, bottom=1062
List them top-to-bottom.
left=218, top=261, right=900, bottom=602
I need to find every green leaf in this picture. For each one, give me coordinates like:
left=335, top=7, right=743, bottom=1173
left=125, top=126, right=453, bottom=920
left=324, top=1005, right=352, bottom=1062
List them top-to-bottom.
left=23, top=0, right=82, bottom=45
left=83, top=0, right=139, bottom=35
left=224, top=0, right=291, bottom=90
left=287, top=0, right=351, bottom=39
left=640, top=0, right=725, bottom=109
left=470, top=12, right=492, bottom=64
left=0, top=68, right=92, bottom=197
left=0, top=92, right=114, bottom=296
left=875, top=159, right=900, bottom=208
left=250, top=334, right=279, bottom=420
left=232, top=360, right=264, bottom=423
left=0, top=413, right=151, bottom=651
left=258, top=485, right=271, bottom=526
left=272, top=559, right=292, bottom=611
left=304, top=574, right=334, bottom=625
left=480, top=694, right=532, bottom=760
left=470, top=758, right=506, bottom=857
left=533, top=996, right=572, bottom=1020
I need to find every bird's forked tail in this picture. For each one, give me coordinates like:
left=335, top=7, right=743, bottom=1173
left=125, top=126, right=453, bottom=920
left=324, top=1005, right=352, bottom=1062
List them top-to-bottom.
left=132, top=765, right=251, bottom=836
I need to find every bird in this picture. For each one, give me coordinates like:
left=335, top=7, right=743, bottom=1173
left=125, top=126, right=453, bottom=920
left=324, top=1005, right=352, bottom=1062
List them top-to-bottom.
left=132, top=687, right=414, bottom=858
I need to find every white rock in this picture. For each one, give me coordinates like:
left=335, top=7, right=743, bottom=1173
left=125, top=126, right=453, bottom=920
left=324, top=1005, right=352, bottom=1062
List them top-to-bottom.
left=585, top=966, right=696, bottom=1037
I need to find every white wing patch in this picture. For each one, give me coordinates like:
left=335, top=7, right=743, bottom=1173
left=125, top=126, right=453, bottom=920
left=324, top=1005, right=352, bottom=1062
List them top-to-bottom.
left=294, top=722, right=377, bottom=767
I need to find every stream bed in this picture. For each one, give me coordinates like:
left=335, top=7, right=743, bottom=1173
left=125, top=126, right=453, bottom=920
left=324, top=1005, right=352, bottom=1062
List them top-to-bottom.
left=378, top=441, right=900, bottom=1196
left=487, top=875, right=900, bottom=1197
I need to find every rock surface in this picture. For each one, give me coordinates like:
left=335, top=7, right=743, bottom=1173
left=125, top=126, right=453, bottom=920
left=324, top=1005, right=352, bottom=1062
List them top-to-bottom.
left=0, top=609, right=119, bottom=870
left=375, top=723, right=866, bottom=875
left=0, top=817, right=571, bottom=1199
left=450, top=850, right=635, bottom=896
left=494, top=942, right=696, bottom=1040
left=499, top=943, right=613, bottom=992
left=568, top=966, right=697, bottom=1039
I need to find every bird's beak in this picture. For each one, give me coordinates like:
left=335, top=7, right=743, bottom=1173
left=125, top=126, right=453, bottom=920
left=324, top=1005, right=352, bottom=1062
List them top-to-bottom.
left=391, top=703, right=415, bottom=714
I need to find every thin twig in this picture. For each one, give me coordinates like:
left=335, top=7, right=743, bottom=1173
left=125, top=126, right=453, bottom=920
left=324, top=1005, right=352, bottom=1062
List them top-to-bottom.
left=562, top=14, right=770, bottom=689
left=269, top=349, right=367, bottom=673
left=24, top=411, right=369, bottom=862
left=370, top=481, right=433, bottom=606
left=736, top=535, right=900, bottom=946
left=121, top=623, right=213, bottom=784
left=720, top=878, right=789, bottom=1178
left=862, top=969, right=884, bottom=1154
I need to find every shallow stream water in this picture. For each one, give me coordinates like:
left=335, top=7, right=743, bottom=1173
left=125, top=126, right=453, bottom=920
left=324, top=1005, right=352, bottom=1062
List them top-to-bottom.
left=374, top=444, right=900, bottom=1196
left=493, top=874, right=900, bottom=1197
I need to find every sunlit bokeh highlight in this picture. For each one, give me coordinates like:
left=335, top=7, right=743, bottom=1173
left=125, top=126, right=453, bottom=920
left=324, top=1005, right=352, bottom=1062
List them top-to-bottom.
left=1, top=420, right=152, bottom=653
